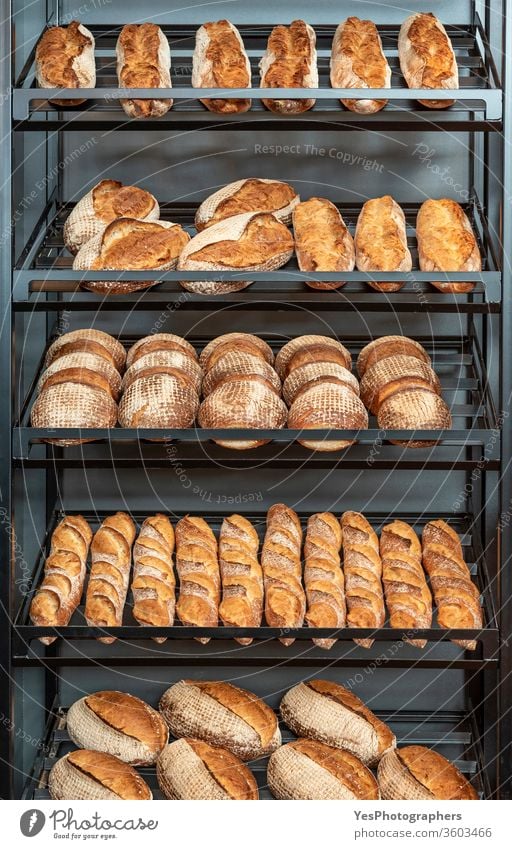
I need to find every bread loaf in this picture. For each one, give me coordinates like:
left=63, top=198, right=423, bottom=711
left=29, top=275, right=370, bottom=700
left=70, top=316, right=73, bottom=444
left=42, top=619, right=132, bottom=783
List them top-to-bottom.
left=399, top=14, right=458, bottom=109
left=330, top=17, right=391, bottom=114
left=192, top=20, right=251, bottom=114
left=260, top=20, right=318, bottom=114
left=36, top=21, right=95, bottom=107
left=117, top=23, right=172, bottom=118
left=195, top=179, right=299, bottom=230
left=64, top=180, right=159, bottom=255
left=355, top=196, right=412, bottom=292
left=293, top=198, right=355, bottom=289
left=416, top=199, right=481, bottom=293
left=44, top=328, right=127, bottom=372
left=126, top=333, right=197, bottom=368
left=200, top=333, right=273, bottom=369
left=275, top=335, right=351, bottom=379
left=357, top=335, right=430, bottom=378
left=122, top=350, right=202, bottom=395
left=202, top=351, right=281, bottom=398
left=37, top=352, right=122, bottom=401
left=360, top=354, right=441, bottom=414
left=283, top=361, right=359, bottom=405
left=118, top=372, right=199, bottom=428
left=198, top=375, right=287, bottom=449
left=30, top=381, right=117, bottom=446
left=287, top=383, right=368, bottom=451
left=377, top=387, right=452, bottom=447
left=261, top=503, right=305, bottom=646
left=340, top=511, right=385, bottom=647
left=85, top=513, right=136, bottom=643
left=304, top=513, right=345, bottom=649
left=132, top=514, right=175, bottom=642
left=29, top=515, right=92, bottom=644
left=219, top=515, right=263, bottom=645
left=175, top=516, right=220, bottom=643
left=159, top=680, right=281, bottom=760
left=280, top=680, right=396, bottom=767
left=67, top=690, right=168, bottom=765
left=157, top=738, right=258, bottom=799
left=268, top=739, right=380, bottom=800
left=378, top=746, right=478, bottom=800
left=49, top=750, right=152, bottom=800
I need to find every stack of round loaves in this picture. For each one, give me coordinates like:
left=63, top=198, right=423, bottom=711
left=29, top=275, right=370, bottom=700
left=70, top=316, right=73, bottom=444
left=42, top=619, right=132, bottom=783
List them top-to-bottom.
left=30, top=329, right=125, bottom=445
left=198, top=333, right=287, bottom=449
left=118, top=334, right=201, bottom=429
left=276, top=335, right=368, bottom=451
left=357, top=336, right=452, bottom=447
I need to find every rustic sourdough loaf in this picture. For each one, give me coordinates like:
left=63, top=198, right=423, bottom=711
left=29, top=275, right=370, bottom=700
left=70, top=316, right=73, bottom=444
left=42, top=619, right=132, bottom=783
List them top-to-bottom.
left=399, top=13, right=458, bottom=109
left=330, top=17, right=391, bottom=114
left=192, top=20, right=251, bottom=114
left=260, top=20, right=318, bottom=114
left=36, top=21, right=96, bottom=107
left=117, top=23, right=172, bottom=118
left=196, top=179, right=299, bottom=230
left=355, top=196, right=412, bottom=291
left=293, top=198, right=355, bottom=289
left=416, top=198, right=481, bottom=293
left=44, top=328, right=126, bottom=372
left=126, top=333, right=197, bottom=367
left=200, top=333, right=273, bottom=369
left=275, top=335, right=351, bottom=379
left=357, top=335, right=430, bottom=378
left=198, top=375, right=287, bottom=449
left=132, top=514, right=176, bottom=642
left=219, top=514, right=263, bottom=644
left=175, top=516, right=220, bottom=642
left=157, top=738, right=258, bottom=799
left=378, top=745, right=478, bottom=799
left=49, top=750, right=152, bottom=800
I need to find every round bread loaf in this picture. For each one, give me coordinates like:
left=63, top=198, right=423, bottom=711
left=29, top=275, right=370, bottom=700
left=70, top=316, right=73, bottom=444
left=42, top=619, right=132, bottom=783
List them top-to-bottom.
left=195, top=178, right=299, bottom=230
left=45, top=328, right=126, bottom=372
left=126, top=333, right=197, bottom=368
left=200, top=333, right=273, bottom=369
left=275, top=336, right=351, bottom=379
left=357, top=336, right=430, bottom=378
left=122, top=350, right=202, bottom=394
left=37, top=351, right=122, bottom=400
left=202, top=351, right=281, bottom=398
left=360, top=354, right=441, bottom=414
left=283, top=362, right=359, bottom=405
left=118, top=373, right=198, bottom=428
left=198, top=375, right=287, bottom=449
left=31, top=382, right=118, bottom=445
left=287, top=383, right=368, bottom=450
left=377, top=387, right=452, bottom=447
left=157, top=738, right=259, bottom=799
left=378, top=745, right=478, bottom=800
left=49, top=749, right=152, bottom=800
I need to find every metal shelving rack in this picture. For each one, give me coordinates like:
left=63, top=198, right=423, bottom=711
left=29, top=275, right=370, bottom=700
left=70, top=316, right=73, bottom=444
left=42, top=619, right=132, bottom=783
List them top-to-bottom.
left=1, top=1, right=511, bottom=800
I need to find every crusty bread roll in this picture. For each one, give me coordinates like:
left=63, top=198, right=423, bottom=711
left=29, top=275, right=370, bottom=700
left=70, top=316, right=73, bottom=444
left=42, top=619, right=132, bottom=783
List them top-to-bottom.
left=399, top=13, right=458, bottom=109
left=330, top=17, right=391, bottom=114
left=192, top=20, right=251, bottom=114
left=260, top=20, right=318, bottom=114
left=36, top=21, right=96, bottom=107
left=117, top=23, right=172, bottom=118
left=195, top=178, right=299, bottom=231
left=64, top=180, right=159, bottom=255
left=355, top=196, right=412, bottom=292
left=293, top=198, right=355, bottom=289
left=416, top=199, right=481, bottom=293
left=178, top=211, right=294, bottom=295
left=44, top=328, right=127, bottom=372
left=126, top=333, right=197, bottom=368
left=200, top=333, right=273, bottom=369
left=275, top=335, right=351, bottom=379
left=356, top=335, right=430, bottom=378
left=122, top=350, right=202, bottom=395
left=202, top=351, right=281, bottom=398
left=37, top=352, right=122, bottom=401
left=360, top=354, right=441, bottom=414
left=283, top=361, right=359, bottom=405
left=118, top=372, right=199, bottom=429
left=30, top=381, right=117, bottom=446
left=287, top=383, right=368, bottom=451
left=377, top=387, right=452, bottom=447
left=262, top=503, right=305, bottom=646
left=340, top=511, right=385, bottom=647
left=85, top=513, right=136, bottom=643
left=304, top=513, right=345, bottom=649
left=132, top=514, right=175, bottom=642
left=29, top=515, right=92, bottom=644
left=219, top=515, right=263, bottom=645
left=175, top=516, right=220, bottom=643
left=280, top=679, right=396, bottom=767
left=159, top=680, right=281, bottom=761
left=67, top=690, right=168, bottom=765
left=158, top=738, right=258, bottom=799
left=268, top=739, right=380, bottom=800
left=378, top=746, right=478, bottom=800
left=49, top=750, right=152, bottom=800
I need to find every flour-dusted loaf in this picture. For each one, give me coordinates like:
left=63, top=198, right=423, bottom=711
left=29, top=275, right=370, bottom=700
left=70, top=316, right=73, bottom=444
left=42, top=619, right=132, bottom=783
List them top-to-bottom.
left=399, top=13, right=458, bottom=109
left=330, top=17, right=391, bottom=114
left=192, top=20, right=251, bottom=114
left=260, top=20, right=318, bottom=114
left=36, top=21, right=96, bottom=107
left=117, top=23, right=172, bottom=118
left=195, top=179, right=299, bottom=231
left=64, top=180, right=159, bottom=255
left=355, top=196, right=412, bottom=292
left=293, top=198, right=355, bottom=289
left=416, top=199, right=481, bottom=293
left=44, top=328, right=127, bottom=372
left=126, top=333, right=197, bottom=368
left=200, top=333, right=273, bottom=370
left=275, top=335, right=351, bottom=380
left=356, top=335, right=430, bottom=378
left=122, top=349, right=202, bottom=395
left=37, top=351, right=122, bottom=401
left=202, top=351, right=281, bottom=398
left=360, top=354, right=441, bottom=414
left=283, top=361, right=359, bottom=405
left=118, top=372, right=199, bottom=429
left=30, top=381, right=118, bottom=446
left=287, top=382, right=368, bottom=451
left=377, top=387, right=452, bottom=447
left=261, top=503, right=305, bottom=646
left=340, top=511, right=385, bottom=647
left=304, top=513, right=345, bottom=649
left=132, top=514, right=175, bottom=642
left=219, top=514, right=263, bottom=645
left=175, top=516, right=220, bottom=643
left=280, top=679, right=396, bottom=767
left=159, top=680, right=281, bottom=761
left=67, top=690, right=168, bottom=765
left=157, top=738, right=258, bottom=799
left=268, top=739, right=380, bottom=800
left=378, top=746, right=478, bottom=800
left=49, top=750, right=152, bottom=800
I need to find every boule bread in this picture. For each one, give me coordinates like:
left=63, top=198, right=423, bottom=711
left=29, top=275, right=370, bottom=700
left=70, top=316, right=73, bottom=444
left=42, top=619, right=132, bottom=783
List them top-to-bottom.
left=399, top=13, right=458, bottom=109
left=330, top=17, right=391, bottom=114
left=192, top=20, right=251, bottom=114
left=260, top=20, right=318, bottom=114
left=36, top=21, right=96, bottom=107
left=117, top=23, right=172, bottom=118
left=195, top=178, right=299, bottom=230
left=355, top=196, right=412, bottom=292
left=293, top=198, right=355, bottom=289
left=416, top=198, right=481, bottom=293
left=44, top=328, right=126, bottom=372
left=126, top=333, right=197, bottom=368
left=200, top=333, right=273, bottom=369
left=275, top=335, right=351, bottom=379
left=356, top=335, right=430, bottom=378
left=287, top=344, right=354, bottom=378
left=122, top=350, right=202, bottom=395
left=202, top=351, right=281, bottom=398
left=37, top=352, right=122, bottom=400
left=360, top=354, right=441, bottom=414
left=283, top=362, right=359, bottom=405
left=118, top=372, right=199, bottom=428
left=198, top=375, right=287, bottom=449
left=30, top=381, right=117, bottom=446
left=287, top=383, right=368, bottom=451
left=377, top=387, right=452, bottom=447
left=132, top=514, right=176, bottom=641
left=157, top=738, right=258, bottom=799
left=378, top=746, right=478, bottom=800
left=49, top=750, right=152, bottom=800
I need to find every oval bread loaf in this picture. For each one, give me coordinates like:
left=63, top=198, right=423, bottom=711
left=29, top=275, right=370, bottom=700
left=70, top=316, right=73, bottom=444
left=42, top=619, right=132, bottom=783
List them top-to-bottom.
left=399, top=13, right=458, bottom=109
left=330, top=17, right=391, bottom=114
left=192, top=20, right=251, bottom=114
left=260, top=20, right=318, bottom=114
left=36, top=21, right=96, bottom=107
left=117, top=23, right=172, bottom=118
left=195, top=178, right=299, bottom=230
left=355, top=196, right=412, bottom=292
left=293, top=198, right=355, bottom=289
left=416, top=198, right=481, bottom=293
left=118, top=373, right=199, bottom=428
left=132, top=514, right=176, bottom=641
left=157, top=738, right=258, bottom=799
left=378, top=745, right=478, bottom=800
left=49, top=750, right=152, bottom=800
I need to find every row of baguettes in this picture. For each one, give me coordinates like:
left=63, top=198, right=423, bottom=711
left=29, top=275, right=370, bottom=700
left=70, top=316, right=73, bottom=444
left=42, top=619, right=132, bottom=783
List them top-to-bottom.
left=36, top=14, right=459, bottom=117
left=64, top=178, right=481, bottom=296
left=29, top=509, right=482, bottom=651
left=47, top=681, right=478, bottom=800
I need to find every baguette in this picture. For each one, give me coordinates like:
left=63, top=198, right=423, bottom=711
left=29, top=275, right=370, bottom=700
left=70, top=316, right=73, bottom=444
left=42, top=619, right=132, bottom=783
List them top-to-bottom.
left=399, top=14, right=458, bottom=109
left=330, top=17, right=391, bottom=114
left=192, top=20, right=251, bottom=114
left=260, top=20, right=318, bottom=114
left=36, top=21, right=96, bottom=107
left=117, top=23, right=172, bottom=118
left=195, top=178, right=299, bottom=230
left=355, top=196, right=412, bottom=292
left=293, top=198, right=355, bottom=289
left=416, top=199, right=481, bottom=293
left=44, top=328, right=127, bottom=372
left=261, top=503, right=305, bottom=646
left=340, top=511, right=385, bottom=647
left=85, top=512, right=136, bottom=643
left=304, top=513, right=345, bottom=649
left=132, top=514, right=175, bottom=643
left=29, top=515, right=92, bottom=644
left=219, top=515, right=263, bottom=645
left=175, top=516, right=220, bottom=643
left=157, top=738, right=258, bottom=799
left=378, top=746, right=478, bottom=800
left=49, top=750, right=152, bottom=800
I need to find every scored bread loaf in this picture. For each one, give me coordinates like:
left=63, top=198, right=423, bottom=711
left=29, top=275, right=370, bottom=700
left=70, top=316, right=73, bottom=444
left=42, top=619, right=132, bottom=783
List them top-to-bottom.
left=399, top=13, right=458, bottom=109
left=330, top=17, right=391, bottom=114
left=192, top=20, right=251, bottom=114
left=260, top=20, right=318, bottom=114
left=36, top=21, right=96, bottom=107
left=117, top=23, right=172, bottom=118
left=195, top=179, right=299, bottom=230
left=64, top=180, right=159, bottom=255
left=355, top=196, right=412, bottom=292
left=293, top=198, right=355, bottom=289
left=416, top=199, right=481, bottom=293
left=44, top=328, right=127, bottom=372
left=126, top=333, right=197, bottom=368
left=200, top=333, right=273, bottom=369
left=275, top=335, right=351, bottom=379
left=356, top=335, right=430, bottom=378
left=122, top=349, right=202, bottom=395
left=37, top=351, right=122, bottom=401
left=202, top=351, right=281, bottom=398
left=360, top=354, right=441, bottom=414
left=283, top=361, right=359, bottom=405
left=118, top=372, right=199, bottom=429
left=30, top=380, right=118, bottom=446
left=287, top=383, right=368, bottom=451
left=377, top=387, right=452, bottom=447
left=261, top=503, right=305, bottom=646
left=340, top=511, right=385, bottom=647
left=85, top=512, right=136, bottom=643
left=304, top=513, right=345, bottom=649
left=132, top=514, right=175, bottom=643
left=30, top=515, right=92, bottom=644
left=219, top=515, right=263, bottom=645
left=175, top=516, right=220, bottom=643
left=280, top=679, right=396, bottom=767
left=159, top=680, right=281, bottom=761
left=67, top=690, right=168, bottom=765
left=157, top=738, right=258, bottom=799
left=268, top=739, right=380, bottom=800
left=378, top=746, right=478, bottom=800
left=49, top=750, right=152, bottom=800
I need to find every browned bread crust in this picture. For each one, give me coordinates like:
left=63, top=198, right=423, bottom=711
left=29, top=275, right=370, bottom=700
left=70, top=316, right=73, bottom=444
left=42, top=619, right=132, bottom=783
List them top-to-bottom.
left=399, top=14, right=458, bottom=109
left=330, top=18, right=391, bottom=114
left=192, top=20, right=251, bottom=114
left=260, top=20, right=318, bottom=114
left=36, top=21, right=94, bottom=102
left=117, top=23, right=172, bottom=118
left=196, top=179, right=298, bottom=231
left=355, top=196, right=412, bottom=291
left=293, top=198, right=355, bottom=289
left=416, top=199, right=481, bottom=293
left=188, top=213, right=293, bottom=267
left=356, top=335, right=430, bottom=378
left=157, top=738, right=258, bottom=799
left=378, top=745, right=478, bottom=800
left=53, top=750, right=152, bottom=800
